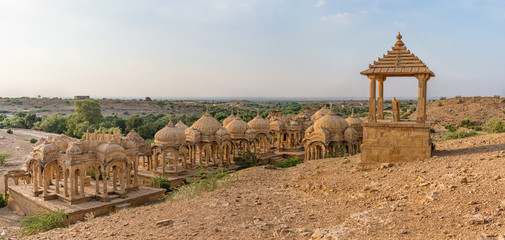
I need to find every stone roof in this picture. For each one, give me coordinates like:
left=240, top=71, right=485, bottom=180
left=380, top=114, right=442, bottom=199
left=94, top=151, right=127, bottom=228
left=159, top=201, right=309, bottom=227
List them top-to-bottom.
left=360, top=33, right=435, bottom=77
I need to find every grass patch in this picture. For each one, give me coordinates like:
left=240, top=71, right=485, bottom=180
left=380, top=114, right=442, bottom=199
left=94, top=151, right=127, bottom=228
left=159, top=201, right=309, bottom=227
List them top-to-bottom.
left=6, top=129, right=13, bottom=134
left=442, top=129, right=478, bottom=140
left=29, top=138, right=38, bottom=144
left=0, top=152, right=11, bottom=165
left=274, top=157, right=302, bottom=168
left=342, top=159, right=351, bottom=164
left=167, top=167, right=231, bottom=202
left=0, top=193, right=7, bottom=208
left=20, top=210, right=69, bottom=236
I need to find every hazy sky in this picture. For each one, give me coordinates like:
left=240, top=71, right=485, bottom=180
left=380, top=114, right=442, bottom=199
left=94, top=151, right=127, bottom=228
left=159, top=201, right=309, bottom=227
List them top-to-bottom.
left=1, top=0, right=504, bottom=99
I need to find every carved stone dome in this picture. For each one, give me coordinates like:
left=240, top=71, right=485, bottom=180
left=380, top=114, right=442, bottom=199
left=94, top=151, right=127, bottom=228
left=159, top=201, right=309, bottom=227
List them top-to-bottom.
left=310, top=106, right=329, bottom=122
left=314, top=108, right=348, bottom=135
left=190, top=109, right=222, bottom=135
left=345, top=109, right=363, bottom=127
left=222, top=110, right=236, bottom=127
left=248, top=111, right=270, bottom=131
left=226, top=117, right=249, bottom=135
left=270, top=119, right=284, bottom=131
left=155, top=120, right=186, bottom=144
left=175, top=121, right=188, bottom=130
left=215, top=127, right=230, bottom=137
left=344, top=127, right=359, bottom=142
left=35, top=141, right=59, bottom=155
left=66, top=143, right=82, bottom=155
left=97, top=143, right=125, bottom=154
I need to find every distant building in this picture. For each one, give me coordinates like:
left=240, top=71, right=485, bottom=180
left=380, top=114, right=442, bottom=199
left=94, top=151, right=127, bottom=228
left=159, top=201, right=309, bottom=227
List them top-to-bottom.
left=74, top=96, right=90, bottom=100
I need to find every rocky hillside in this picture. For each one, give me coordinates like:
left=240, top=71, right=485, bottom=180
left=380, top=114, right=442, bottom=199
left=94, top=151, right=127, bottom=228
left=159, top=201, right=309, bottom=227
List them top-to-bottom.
left=412, top=97, right=505, bottom=128
left=22, top=132, right=505, bottom=240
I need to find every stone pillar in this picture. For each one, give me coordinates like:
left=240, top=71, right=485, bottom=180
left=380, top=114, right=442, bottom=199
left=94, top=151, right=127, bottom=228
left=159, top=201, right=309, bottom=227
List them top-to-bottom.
left=416, top=74, right=430, bottom=123
left=368, top=76, right=377, bottom=123
left=377, top=76, right=386, bottom=120
left=392, top=97, right=400, bottom=122
left=33, top=165, right=38, bottom=193
left=55, top=167, right=60, bottom=194
left=64, top=169, right=68, bottom=197
left=70, top=169, right=75, bottom=199
left=79, top=169, right=85, bottom=198
left=95, top=169, right=100, bottom=195
left=42, top=171, right=48, bottom=197
left=102, top=171, right=109, bottom=200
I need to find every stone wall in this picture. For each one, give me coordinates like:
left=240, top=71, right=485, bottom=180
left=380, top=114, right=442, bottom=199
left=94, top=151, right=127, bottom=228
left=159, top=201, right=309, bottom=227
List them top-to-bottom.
left=360, top=121, right=431, bottom=166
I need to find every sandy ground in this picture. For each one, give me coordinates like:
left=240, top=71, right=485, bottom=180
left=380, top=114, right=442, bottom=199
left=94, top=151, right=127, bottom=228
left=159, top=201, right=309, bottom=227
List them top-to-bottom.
left=0, top=129, right=61, bottom=238
left=1, top=132, right=498, bottom=240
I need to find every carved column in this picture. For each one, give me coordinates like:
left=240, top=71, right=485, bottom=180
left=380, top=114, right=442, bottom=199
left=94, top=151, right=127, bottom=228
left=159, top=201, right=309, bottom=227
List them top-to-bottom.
left=416, top=74, right=430, bottom=123
left=368, top=76, right=377, bottom=123
left=377, top=76, right=386, bottom=120
left=79, top=169, right=85, bottom=197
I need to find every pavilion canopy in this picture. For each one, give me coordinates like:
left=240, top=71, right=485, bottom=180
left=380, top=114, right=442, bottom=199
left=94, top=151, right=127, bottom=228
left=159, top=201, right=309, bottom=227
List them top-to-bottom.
left=360, top=33, right=435, bottom=77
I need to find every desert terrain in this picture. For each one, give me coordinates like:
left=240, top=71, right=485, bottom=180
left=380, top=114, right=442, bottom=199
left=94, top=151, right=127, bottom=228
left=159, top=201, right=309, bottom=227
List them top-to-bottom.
left=1, top=97, right=505, bottom=239
left=11, top=132, right=505, bottom=240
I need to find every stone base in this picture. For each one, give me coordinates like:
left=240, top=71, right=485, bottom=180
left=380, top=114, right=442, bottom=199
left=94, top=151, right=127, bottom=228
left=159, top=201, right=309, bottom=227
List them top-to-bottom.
left=360, top=120, right=431, bottom=167
left=8, top=185, right=165, bottom=224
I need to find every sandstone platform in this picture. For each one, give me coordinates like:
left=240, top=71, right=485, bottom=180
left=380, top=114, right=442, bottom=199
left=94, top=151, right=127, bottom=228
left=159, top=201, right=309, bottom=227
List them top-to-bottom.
left=8, top=184, right=165, bottom=223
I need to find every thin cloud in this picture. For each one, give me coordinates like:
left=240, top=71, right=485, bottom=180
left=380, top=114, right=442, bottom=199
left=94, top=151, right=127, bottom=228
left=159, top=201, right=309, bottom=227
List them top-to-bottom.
left=315, top=0, right=324, bottom=8
left=321, top=12, right=352, bottom=25
left=394, top=21, right=405, bottom=27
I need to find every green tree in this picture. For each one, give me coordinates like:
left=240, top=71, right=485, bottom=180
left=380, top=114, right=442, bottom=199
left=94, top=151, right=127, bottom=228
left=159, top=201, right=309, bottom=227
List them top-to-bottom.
left=65, top=100, right=103, bottom=138
left=24, top=113, right=40, bottom=129
left=35, top=114, right=68, bottom=134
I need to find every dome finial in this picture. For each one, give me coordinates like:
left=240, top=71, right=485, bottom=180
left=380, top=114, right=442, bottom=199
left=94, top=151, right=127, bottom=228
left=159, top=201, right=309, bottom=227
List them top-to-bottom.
left=394, top=32, right=405, bottom=47
left=204, top=105, right=210, bottom=116
left=256, top=108, right=260, bottom=117
left=351, top=108, right=355, bottom=117
left=236, top=110, right=240, bottom=118
left=166, top=115, right=174, bottom=127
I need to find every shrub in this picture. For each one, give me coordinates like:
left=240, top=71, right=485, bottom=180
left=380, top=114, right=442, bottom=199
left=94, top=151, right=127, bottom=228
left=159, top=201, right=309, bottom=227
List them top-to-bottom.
left=455, top=95, right=462, bottom=98
left=494, top=95, right=501, bottom=98
left=439, top=97, right=447, bottom=100
left=437, top=101, right=443, bottom=107
left=458, top=118, right=482, bottom=130
left=459, top=118, right=473, bottom=128
left=483, top=118, right=505, bottom=133
left=444, top=124, right=458, bottom=133
left=430, top=128, right=436, bottom=133
left=6, top=129, right=12, bottom=134
left=442, top=130, right=478, bottom=140
left=29, top=138, right=38, bottom=144
left=326, top=146, right=347, bottom=158
left=235, top=151, right=261, bottom=170
left=0, top=152, right=11, bottom=165
left=274, top=157, right=302, bottom=168
left=167, top=167, right=230, bottom=201
left=151, top=176, right=171, bottom=192
left=0, top=193, right=7, bottom=208
left=20, top=210, right=69, bottom=236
